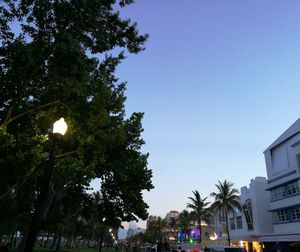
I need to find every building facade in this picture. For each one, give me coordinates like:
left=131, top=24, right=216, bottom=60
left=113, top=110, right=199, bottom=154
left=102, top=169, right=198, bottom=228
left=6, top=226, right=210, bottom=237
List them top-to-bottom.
left=262, top=118, right=300, bottom=242
left=228, top=177, right=273, bottom=251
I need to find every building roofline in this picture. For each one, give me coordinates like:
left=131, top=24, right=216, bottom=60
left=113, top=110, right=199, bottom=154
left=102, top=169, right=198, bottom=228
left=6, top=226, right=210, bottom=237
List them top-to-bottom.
left=264, top=118, right=300, bottom=153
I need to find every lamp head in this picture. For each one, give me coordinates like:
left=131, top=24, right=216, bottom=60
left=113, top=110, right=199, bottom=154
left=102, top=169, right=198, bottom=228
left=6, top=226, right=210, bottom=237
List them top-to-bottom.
left=53, top=118, right=68, bottom=136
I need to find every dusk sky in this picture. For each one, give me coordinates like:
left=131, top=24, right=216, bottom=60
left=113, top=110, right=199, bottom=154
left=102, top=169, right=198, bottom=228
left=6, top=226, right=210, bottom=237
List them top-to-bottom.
left=111, top=1, right=300, bottom=228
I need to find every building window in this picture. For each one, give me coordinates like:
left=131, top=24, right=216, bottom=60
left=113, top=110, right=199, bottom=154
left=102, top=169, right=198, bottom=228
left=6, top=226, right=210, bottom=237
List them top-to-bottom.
left=270, top=180, right=300, bottom=201
left=287, top=181, right=300, bottom=195
left=270, top=186, right=285, bottom=201
left=243, top=199, right=253, bottom=231
left=272, top=204, right=300, bottom=224
left=291, top=206, right=300, bottom=221
left=273, top=209, right=290, bottom=224
left=277, top=209, right=289, bottom=222
left=272, top=212, right=278, bottom=223
left=236, top=216, right=242, bottom=229
left=230, top=217, right=235, bottom=230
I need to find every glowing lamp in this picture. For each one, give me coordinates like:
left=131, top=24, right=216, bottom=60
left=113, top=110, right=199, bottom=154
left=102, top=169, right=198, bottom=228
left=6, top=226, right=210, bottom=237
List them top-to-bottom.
left=53, top=118, right=68, bottom=135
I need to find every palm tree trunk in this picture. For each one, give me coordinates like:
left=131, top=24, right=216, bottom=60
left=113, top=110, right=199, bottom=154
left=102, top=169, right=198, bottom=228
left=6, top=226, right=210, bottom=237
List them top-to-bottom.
left=225, top=209, right=230, bottom=245
left=198, top=219, right=202, bottom=243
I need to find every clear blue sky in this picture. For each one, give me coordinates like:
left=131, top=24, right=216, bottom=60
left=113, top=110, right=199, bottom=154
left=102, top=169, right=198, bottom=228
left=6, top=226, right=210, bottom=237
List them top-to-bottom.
left=113, top=0, right=300, bottom=227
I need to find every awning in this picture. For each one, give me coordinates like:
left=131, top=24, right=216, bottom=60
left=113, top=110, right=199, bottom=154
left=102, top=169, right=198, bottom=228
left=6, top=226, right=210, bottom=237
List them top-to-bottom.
left=260, top=233, right=300, bottom=242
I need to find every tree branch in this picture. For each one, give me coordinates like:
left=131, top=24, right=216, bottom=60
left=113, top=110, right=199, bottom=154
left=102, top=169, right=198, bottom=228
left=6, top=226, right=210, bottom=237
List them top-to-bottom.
left=1, top=61, right=41, bottom=127
left=4, top=101, right=71, bottom=126
left=0, top=148, right=79, bottom=200
left=56, top=149, right=79, bottom=159
left=0, top=160, right=43, bottom=200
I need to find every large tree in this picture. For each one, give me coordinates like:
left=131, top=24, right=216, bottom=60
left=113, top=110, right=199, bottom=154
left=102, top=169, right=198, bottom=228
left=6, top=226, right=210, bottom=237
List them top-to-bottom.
left=0, top=0, right=153, bottom=251
left=210, top=180, right=241, bottom=246
left=186, top=190, right=210, bottom=243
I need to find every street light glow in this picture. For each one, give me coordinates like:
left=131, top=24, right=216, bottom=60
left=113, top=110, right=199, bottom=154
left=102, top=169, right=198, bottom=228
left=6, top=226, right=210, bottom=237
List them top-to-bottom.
left=53, top=118, right=68, bottom=135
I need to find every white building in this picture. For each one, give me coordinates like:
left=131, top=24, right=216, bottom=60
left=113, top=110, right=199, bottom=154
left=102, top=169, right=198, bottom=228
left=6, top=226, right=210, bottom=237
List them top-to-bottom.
left=262, top=118, right=300, bottom=242
left=228, top=177, right=273, bottom=251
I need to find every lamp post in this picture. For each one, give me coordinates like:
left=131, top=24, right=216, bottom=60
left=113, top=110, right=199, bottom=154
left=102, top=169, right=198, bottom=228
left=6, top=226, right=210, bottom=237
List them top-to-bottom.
left=22, top=118, right=67, bottom=252
left=99, top=217, right=106, bottom=252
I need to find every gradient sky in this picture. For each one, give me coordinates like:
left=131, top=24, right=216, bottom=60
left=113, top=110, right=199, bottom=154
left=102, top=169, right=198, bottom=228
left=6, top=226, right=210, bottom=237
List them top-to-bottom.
left=110, top=1, right=300, bottom=228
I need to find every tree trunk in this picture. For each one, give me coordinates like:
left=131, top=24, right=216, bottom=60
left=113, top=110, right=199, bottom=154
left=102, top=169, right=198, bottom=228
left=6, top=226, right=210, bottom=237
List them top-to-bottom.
left=19, top=139, right=58, bottom=252
left=19, top=182, right=56, bottom=252
left=225, top=209, right=230, bottom=246
left=198, top=219, right=202, bottom=243
left=98, top=224, right=105, bottom=252
left=90, top=225, right=96, bottom=247
left=9, top=228, right=15, bottom=250
left=13, top=228, right=18, bottom=248
left=67, top=228, right=75, bottom=248
left=44, top=232, right=50, bottom=248
left=51, top=232, right=58, bottom=249
left=55, top=233, right=62, bottom=252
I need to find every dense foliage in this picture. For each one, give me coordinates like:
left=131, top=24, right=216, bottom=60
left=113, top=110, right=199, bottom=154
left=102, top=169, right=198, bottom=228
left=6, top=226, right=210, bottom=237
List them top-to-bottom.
left=0, top=0, right=153, bottom=250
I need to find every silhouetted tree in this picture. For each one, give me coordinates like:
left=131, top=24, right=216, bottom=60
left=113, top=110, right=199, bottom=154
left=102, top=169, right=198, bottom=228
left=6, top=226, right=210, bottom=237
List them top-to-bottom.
left=210, top=180, right=241, bottom=245
left=187, top=190, right=210, bottom=243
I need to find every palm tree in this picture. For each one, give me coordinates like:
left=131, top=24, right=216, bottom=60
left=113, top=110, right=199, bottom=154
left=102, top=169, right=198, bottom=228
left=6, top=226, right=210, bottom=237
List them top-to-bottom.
left=210, top=180, right=241, bottom=246
left=187, top=190, right=210, bottom=243
left=177, top=210, right=191, bottom=242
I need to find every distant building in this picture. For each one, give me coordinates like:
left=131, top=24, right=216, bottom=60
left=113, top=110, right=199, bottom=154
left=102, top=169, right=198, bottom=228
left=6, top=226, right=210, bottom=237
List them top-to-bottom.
left=262, top=118, right=300, bottom=242
left=165, top=210, right=179, bottom=221
left=146, top=215, right=158, bottom=229
left=127, top=227, right=146, bottom=238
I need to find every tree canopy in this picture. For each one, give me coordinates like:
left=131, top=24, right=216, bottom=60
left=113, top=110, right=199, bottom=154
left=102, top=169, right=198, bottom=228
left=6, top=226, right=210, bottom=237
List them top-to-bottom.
left=0, top=0, right=153, bottom=249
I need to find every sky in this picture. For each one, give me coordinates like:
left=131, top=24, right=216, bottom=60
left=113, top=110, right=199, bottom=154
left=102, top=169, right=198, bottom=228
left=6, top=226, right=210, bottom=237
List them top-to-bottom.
left=111, top=1, right=300, bottom=228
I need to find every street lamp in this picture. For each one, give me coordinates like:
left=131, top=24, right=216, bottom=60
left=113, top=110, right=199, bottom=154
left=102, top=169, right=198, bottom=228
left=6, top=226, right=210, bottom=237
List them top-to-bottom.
left=23, top=118, right=68, bottom=252
left=99, top=217, right=106, bottom=252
